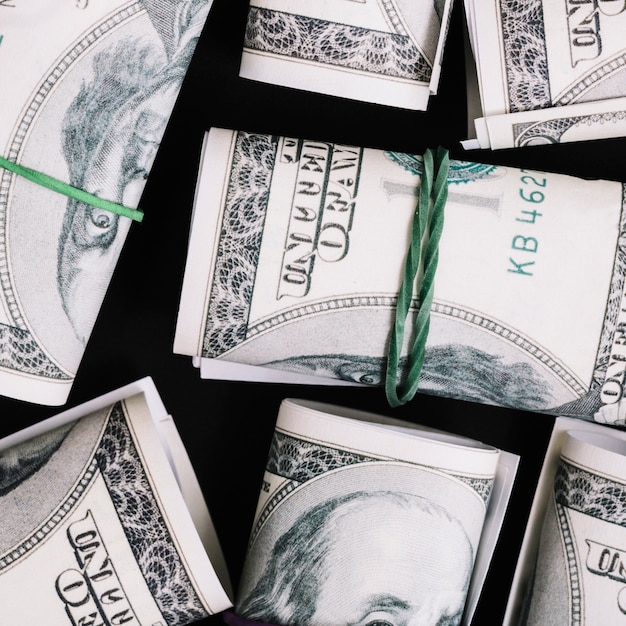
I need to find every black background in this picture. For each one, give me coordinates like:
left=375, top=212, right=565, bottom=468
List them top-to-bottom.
left=3, top=1, right=625, bottom=624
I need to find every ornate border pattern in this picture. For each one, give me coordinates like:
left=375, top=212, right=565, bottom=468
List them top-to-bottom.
left=498, top=0, right=550, bottom=111
left=243, top=7, right=431, bottom=81
left=202, top=131, right=277, bottom=357
left=98, top=402, right=208, bottom=625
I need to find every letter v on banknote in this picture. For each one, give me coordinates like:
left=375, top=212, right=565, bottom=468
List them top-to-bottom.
left=0, top=0, right=213, bottom=405
left=240, top=0, right=453, bottom=109
left=175, top=128, right=626, bottom=423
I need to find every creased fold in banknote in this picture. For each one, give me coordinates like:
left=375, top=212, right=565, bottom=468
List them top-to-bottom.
left=0, top=0, right=213, bottom=405
left=239, top=0, right=454, bottom=110
left=463, top=0, right=626, bottom=148
left=175, top=127, right=626, bottom=426
left=0, top=377, right=233, bottom=624
left=233, top=398, right=516, bottom=626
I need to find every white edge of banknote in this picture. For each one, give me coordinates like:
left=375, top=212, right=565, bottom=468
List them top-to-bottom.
left=427, top=0, right=455, bottom=97
left=462, top=0, right=509, bottom=118
left=460, top=7, right=484, bottom=147
left=239, top=48, right=432, bottom=111
left=466, top=96, right=626, bottom=150
left=174, top=130, right=230, bottom=359
left=194, top=355, right=364, bottom=386
left=0, top=375, right=234, bottom=612
left=271, top=399, right=519, bottom=626
left=502, top=416, right=626, bottom=626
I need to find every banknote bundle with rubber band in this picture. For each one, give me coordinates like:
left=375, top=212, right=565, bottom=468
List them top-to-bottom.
left=0, top=0, right=215, bottom=405
left=462, top=0, right=626, bottom=149
left=175, top=127, right=626, bottom=426
left=0, top=377, right=233, bottom=624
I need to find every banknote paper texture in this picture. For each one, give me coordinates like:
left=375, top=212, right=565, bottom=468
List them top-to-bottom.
left=0, top=0, right=212, bottom=405
left=239, top=0, right=453, bottom=109
left=463, top=0, right=626, bottom=148
left=469, top=97, right=626, bottom=150
left=175, top=127, right=626, bottom=424
left=0, top=380, right=233, bottom=624
left=234, top=398, right=510, bottom=626
left=521, top=430, right=626, bottom=625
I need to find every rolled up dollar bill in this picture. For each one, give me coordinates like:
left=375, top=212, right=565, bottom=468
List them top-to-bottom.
left=0, top=0, right=213, bottom=405
left=239, top=0, right=453, bottom=110
left=463, top=0, right=626, bottom=148
left=468, top=99, right=626, bottom=150
left=175, top=127, right=626, bottom=423
left=0, top=377, right=233, bottom=624
left=233, top=398, right=514, bottom=626
left=521, top=429, right=626, bottom=625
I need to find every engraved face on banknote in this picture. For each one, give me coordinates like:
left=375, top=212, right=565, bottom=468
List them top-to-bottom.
left=0, top=0, right=210, bottom=403
left=0, top=421, right=74, bottom=497
left=236, top=435, right=492, bottom=626
left=238, top=488, right=472, bottom=626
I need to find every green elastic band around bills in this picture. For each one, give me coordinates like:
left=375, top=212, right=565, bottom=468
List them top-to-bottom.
left=385, top=146, right=450, bottom=408
left=0, top=156, right=144, bottom=223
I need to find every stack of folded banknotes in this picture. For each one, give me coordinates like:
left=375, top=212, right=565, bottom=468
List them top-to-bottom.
left=238, top=0, right=454, bottom=110
left=463, top=0, right=626, bottom=149
left=175, top=127, right=626, bottom=426
left=0, top=378, right=518, bottom=626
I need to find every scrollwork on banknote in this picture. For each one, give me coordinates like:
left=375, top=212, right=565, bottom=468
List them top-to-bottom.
left=495, top=0, right=626, bottom=112
left=499, top=0, right=549, bottom=111
left=243, top=6, right=432, bottom=82
left=512, top=112, right=626, bottom=146
left=203, top=132, right=276, bottom=356
left=566, top=186, right=626, bottom=422
left=0, top=401, right=209, bottom=625
left=93, top=403, right=209, bottom=625
left=249, top=428, right=494, bottom=546
left=550, top=459, right=626, bottom=618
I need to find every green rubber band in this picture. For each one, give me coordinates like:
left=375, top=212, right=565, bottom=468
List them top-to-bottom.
left=385, top=146, right=450, bottom=407
left=0, top=156, right=144, bottom=223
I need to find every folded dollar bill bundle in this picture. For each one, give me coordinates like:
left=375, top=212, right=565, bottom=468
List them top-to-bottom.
left=0, top=0, right=214, bottom=405
left=239, top=0, right=454, bottom=110
left=462, top=0, right=626, bottom=149
left=175, top=127, right=626, bottom=425
left=0, top=377, right=233, bottom=624
left=230, top=398, right=518, bottom=626
left=503, top=417, right=626, bottom=626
